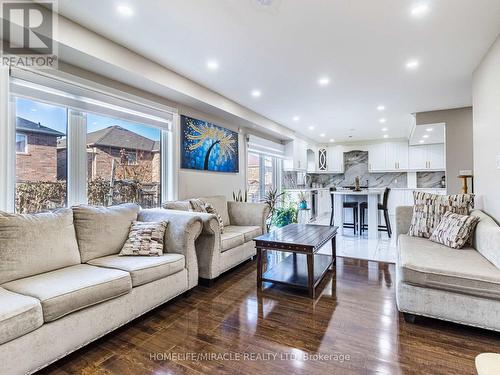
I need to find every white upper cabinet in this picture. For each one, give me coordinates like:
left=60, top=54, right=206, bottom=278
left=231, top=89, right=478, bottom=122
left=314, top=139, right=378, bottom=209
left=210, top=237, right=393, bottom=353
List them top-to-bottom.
left=284, top=138, right=308, bottom=171
left=368, top=141, right=408, bottom=172
left=368, top=143, right=386, bottom=171
left=409, top=144, right=445, bottom=170
left=327, top=145, right=344, bottom=173
left=317, top=148, right=328, bottom=172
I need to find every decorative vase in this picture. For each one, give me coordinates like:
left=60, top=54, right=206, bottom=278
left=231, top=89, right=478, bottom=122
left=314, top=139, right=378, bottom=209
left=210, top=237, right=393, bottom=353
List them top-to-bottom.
left=299, top=201, right=307, bottom=210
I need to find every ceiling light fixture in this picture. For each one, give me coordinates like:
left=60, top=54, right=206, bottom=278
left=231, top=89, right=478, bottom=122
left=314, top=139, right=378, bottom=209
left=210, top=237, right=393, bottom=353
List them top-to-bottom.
left=411, top=3, right=430, bottom=17
left=117, top=4, right=134, bottom=16
left=406, top=59, right=420, bottom=70
left=206, top=60, right=219, bottom=70
left=318, top=77, right=330, bottom=86
left=251, top=89, right=261, bottom=98
left=377, top=105, right=385, bottom=111
left=293, top=116, right=300, bottom=122
left=379, top=118, right=387, bottom=124
left=308, top=125, right=315, bottom=130
left=381, top=127, right=388, bottom=132
left=426, top=127, right=433, bottom=132
left=320, top=133, right=326, bottom=137
left=383, top=134, right=389, bottom=139
left=423, top=134, right=429, bottom=138
left=329, top=138, right=335, bottom=143
left=419, top=140, right=425, bottom=143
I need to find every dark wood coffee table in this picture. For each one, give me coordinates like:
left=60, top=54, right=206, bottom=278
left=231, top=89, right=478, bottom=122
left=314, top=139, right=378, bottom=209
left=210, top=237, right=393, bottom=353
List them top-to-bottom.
left=254, top=224, right=337, bottom=298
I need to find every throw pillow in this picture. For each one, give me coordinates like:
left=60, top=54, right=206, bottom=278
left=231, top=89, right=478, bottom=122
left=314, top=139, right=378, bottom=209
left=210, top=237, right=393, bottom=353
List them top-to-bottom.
left=408, top=192, right=474, bottom=238
left=189, top=198, right=224, bottom=234
left=429, top=211, right=480, bottom=249
left=120, top=221, right=168, bottom=256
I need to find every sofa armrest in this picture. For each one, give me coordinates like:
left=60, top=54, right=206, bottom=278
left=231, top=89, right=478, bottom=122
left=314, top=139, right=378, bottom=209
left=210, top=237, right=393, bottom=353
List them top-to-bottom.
left=227, top=202, right=270, bottom=233
left=396, top=206, right=413, bottom=240
left=138, top=209, right=202, bottom=289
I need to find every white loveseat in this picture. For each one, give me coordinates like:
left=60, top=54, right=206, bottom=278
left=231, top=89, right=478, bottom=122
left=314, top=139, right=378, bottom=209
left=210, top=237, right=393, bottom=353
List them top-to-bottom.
left=163, top=195, right=270, bottom=284
left=0, top=204, right=202, bottom=375
left=395, top=207, right=500, bottom=331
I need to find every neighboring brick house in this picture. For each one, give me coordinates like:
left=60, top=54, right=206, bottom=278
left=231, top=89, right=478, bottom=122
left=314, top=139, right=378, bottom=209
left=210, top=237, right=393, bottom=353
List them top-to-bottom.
left=16, top=117, right=65, bottom=183
left=57, top=125, right=160, bottom=183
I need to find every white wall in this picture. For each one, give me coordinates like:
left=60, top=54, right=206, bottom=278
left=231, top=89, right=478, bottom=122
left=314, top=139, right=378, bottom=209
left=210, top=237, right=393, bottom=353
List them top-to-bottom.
left=473, top=34, right=500, bottom=220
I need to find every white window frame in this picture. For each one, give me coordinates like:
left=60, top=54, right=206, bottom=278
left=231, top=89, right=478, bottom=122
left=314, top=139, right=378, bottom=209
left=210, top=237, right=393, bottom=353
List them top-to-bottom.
left=0, top=68, right=179, bottom=212
left=15, top=133, right=28, bottom=154
left=247, top=152, right=282, bottom=202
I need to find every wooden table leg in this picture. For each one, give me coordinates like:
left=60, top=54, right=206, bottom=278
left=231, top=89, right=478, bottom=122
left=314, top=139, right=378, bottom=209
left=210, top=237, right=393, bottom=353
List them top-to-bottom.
left=331, top=235, right=337, bottom=269
left=257, top=247, right=263, bottom=290
left=307, top=253, right=315, bottom=298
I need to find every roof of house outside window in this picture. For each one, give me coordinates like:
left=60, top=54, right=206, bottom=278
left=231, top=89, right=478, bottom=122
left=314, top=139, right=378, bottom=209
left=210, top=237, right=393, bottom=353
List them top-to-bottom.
left=16, top=117, right=65, bottom=137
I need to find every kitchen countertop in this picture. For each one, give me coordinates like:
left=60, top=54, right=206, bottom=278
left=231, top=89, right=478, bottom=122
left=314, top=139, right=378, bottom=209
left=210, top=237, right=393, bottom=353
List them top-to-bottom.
left=284, top=187, right=446, bottom=191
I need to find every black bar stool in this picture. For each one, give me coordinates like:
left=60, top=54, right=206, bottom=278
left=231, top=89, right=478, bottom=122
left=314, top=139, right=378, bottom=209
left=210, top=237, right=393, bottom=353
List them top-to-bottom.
left=329, top=187, right=359, bottom=234
left=359, top=187, right=392, bottom=237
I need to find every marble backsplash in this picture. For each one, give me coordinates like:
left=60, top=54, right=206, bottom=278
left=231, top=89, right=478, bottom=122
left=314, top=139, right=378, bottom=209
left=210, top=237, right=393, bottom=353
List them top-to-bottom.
left=282, top=150, right=446, bottom=189
left=417, top=171, right=446, bottom=188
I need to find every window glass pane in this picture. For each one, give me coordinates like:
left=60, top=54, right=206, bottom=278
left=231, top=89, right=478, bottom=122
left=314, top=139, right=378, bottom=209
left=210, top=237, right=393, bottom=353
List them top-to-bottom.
left=15, top=97, right=67, bottom=213
left=86, top=113, right=161, bottom=208
left=247, top=152, right=260, bottom=202
left=264, top=156, right=274, bottom=195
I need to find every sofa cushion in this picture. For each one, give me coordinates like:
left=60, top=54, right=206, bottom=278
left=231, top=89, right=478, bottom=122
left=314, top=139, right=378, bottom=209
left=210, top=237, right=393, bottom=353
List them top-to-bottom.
left=408, top=192, right=474, bottom=238
left=199, top=196, right=230, bottom=226
left=162, top=201, right=191, bottom=211
left=73, top=203, right=140, bottom=262
left=0, top=208, right=81, bottom=284
left=471, top=210, right=500, bottom=270
left=429, top=212, right=480, bottom=249
left=119, top=221, right=169, bottom=256
left=224, top=225, right=262, bottom=243
left=221, top=231, right=245, bottom=252
left=398, top=234, right=500, bottom=300
left=87, top=254, right=185, bottom=287
left=2, top=264, right=132, bottom=322
left=0, top=288, right=43, bottom=345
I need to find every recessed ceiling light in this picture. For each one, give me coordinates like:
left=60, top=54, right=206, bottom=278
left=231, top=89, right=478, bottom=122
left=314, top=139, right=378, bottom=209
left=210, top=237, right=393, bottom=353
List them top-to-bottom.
left=411, top=3, right=430, bottom=17
left=117, top=4, right=134, bottom=16
left=406, top=59, right=420, bottom=70
left=206, top=60, right=219, bottom=70
left=318, top=77, right=330, bottom=86
left=251, top=89, right=261, bottom=98
left=377, top=105, right=385, bottom=111
left=293, top=116, right=300, bottom=122
left=379, top=118, right=387, bottom=124
left=308, top=125, right=315, bottom=130
left=381, top=127, right=388, bottom=132
left=426, top=127, right=433, bottom=132
left=320, top=133, right=326, bottom=137
left=383, top=134, right=389, bottom=139
left=423, top=134, right=429, bottom=138
left=329, top=138, right=335, bottom=143
left=419, top=140, right=425, bottom=143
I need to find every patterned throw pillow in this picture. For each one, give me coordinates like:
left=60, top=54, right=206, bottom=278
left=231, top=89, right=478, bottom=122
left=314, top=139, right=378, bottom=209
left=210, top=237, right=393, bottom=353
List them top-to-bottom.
left=408, top=192, right=474, bottom=238
left=189, top=199, right=224, bottom=234
left=429, top=211, right=480, bottom=249
left=119, top=221, right=168, bottom=256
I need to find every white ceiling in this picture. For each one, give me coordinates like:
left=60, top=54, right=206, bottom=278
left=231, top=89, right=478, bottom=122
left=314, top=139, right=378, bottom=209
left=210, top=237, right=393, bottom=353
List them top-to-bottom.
left=57, top=0, right=500, bottom=143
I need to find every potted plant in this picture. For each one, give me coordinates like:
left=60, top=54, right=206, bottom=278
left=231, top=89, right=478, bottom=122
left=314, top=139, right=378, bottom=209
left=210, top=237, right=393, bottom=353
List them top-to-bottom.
left=298, top=191, right=308, bottom=210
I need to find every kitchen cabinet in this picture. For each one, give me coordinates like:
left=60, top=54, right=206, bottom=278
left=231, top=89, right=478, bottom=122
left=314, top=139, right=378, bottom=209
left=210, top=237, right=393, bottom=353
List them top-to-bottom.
left=284, top=138, right=308, bottom=171
left=368, top=141, right=408, bottom=172
left=409, top=144, right=445, bottom=170
left=327, top=145, right=345, bottom=173
left=317, top=148, right=328, bottom=171
left=317, top=189, right=332, bottom=216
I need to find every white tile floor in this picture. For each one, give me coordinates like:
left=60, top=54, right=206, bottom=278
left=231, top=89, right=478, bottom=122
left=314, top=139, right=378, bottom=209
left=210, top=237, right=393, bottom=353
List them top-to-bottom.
left=314, top=214, right=397, bottom=263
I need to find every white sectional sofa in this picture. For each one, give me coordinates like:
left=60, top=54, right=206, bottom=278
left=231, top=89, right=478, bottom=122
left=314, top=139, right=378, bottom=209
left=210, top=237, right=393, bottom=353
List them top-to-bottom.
left=163, top=195, right=270, bottom=284
left=0, top=204, right=202, bottom=375
left=395, top=206, right=500, bottom=331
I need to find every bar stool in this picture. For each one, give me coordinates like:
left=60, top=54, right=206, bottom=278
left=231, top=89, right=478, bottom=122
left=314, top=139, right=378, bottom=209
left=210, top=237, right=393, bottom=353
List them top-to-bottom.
left=329, top=187, right=359, bottom=234
left=360, top=187, right=392, bottom=238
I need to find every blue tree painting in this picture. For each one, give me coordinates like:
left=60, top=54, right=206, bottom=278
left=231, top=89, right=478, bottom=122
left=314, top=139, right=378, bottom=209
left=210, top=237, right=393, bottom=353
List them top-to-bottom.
left=181, top=115, right=239, bottom=172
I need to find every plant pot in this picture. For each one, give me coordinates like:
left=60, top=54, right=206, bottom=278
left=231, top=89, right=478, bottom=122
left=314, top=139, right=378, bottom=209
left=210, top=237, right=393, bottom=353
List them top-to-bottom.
left=299, top=201, right=308, bottom=210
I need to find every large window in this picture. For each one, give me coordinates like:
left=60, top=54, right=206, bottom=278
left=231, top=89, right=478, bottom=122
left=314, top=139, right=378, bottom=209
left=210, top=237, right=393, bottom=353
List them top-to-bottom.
left=6, top=70, right=174, bottom=214
left=15, top=98, right=68, bottom=213
left=247, top=151, right=281, bottom=202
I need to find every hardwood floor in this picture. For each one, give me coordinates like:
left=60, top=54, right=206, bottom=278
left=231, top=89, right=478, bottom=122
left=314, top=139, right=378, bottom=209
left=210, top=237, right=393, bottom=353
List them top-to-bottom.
left=39, top=256, right=500, bottom=375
